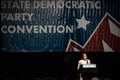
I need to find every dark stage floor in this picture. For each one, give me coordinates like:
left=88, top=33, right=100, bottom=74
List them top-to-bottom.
left=1, top=52, right=120, bottom=80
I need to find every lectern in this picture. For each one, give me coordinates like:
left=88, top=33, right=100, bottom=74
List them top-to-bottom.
left=79, top=64, right=98, bottom=74
left=79, top=64, right=98, bottom=80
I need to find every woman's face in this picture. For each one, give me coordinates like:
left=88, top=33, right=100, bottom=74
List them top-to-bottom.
left=82, top=54, right=87, bottom=60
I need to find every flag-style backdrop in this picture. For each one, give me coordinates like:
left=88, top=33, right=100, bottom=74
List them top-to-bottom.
left=1, top=0, right=120, bottom=52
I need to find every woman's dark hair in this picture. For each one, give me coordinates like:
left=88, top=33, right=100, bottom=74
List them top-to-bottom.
left=82, top=53, right=88, bottom=58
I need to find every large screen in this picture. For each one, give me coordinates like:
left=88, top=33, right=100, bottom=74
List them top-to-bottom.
left=1, top=0, right=120, bottom=52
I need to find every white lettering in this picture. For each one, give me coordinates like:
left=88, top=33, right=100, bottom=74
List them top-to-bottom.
left=1, top=1, right=101, bottom=9
left=0, top=13, right=34, bottom=21
left=1, top=25, right=74, bottom=34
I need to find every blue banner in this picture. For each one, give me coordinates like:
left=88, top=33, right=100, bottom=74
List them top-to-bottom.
left=1, top=0, right=120, bottom=52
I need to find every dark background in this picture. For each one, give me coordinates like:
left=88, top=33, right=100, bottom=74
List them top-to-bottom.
left=1, top=52, right=120, bottom=80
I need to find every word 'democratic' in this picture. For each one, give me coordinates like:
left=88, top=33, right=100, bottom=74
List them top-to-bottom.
left=0, top=0, right=101, bottom=34
left=1, top=0, right=101, bottom=9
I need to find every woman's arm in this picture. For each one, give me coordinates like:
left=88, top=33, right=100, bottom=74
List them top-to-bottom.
left=88, top=59, right=91, bottom=64
left=77, top=61, right=81, bottom=70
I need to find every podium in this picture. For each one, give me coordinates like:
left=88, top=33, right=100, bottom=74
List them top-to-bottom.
left=78, top=64, right=98, bottom=80
left=79, top=64, right=98, bottom=74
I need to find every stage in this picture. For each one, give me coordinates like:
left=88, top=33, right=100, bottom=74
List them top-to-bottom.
left=1, top=52, right=120, bottom=80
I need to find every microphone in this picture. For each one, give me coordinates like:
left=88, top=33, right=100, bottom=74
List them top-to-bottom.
left=87, top=60, right=88, bottom=64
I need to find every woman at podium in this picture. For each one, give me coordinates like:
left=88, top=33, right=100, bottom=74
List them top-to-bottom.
left=77, top=53, right=91, bottom=80
left=77, top=53, right=91, bottom=70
